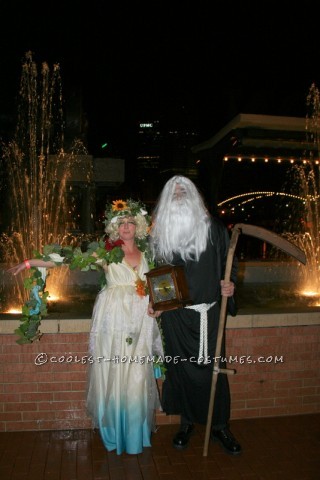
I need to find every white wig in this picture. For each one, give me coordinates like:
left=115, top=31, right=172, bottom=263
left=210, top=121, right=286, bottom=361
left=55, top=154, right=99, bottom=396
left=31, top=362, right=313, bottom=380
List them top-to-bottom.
left=150, top=175, right=211, bottom=263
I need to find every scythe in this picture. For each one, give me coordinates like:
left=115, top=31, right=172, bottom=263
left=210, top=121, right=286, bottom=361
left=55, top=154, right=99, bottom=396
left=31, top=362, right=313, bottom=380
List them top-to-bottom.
left=203, top=223, right=307, bottom=456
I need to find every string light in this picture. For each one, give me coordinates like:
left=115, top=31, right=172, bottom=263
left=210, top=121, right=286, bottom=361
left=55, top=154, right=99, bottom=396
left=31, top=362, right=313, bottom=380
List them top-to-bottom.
left=221, top=155, right=317, bottom=164
left=218, top=191, right=313, bottom=207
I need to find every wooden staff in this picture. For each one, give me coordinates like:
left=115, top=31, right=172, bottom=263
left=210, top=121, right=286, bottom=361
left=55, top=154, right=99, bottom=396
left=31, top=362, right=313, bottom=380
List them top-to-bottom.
left=203, top=223, right=306, bottom=456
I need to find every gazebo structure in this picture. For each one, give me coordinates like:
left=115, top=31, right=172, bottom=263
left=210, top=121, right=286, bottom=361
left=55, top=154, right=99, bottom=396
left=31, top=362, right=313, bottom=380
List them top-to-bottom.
left=192, top=113, right=317, bottom=223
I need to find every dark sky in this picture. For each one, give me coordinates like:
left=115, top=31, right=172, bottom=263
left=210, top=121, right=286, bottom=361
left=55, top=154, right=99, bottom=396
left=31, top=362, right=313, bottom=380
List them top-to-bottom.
left=1, top=0, right=319, bottom=155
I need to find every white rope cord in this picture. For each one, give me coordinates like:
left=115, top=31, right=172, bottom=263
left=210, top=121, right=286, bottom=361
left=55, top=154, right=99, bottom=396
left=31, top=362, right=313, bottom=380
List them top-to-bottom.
left=185, top=302, right=216, bottom=364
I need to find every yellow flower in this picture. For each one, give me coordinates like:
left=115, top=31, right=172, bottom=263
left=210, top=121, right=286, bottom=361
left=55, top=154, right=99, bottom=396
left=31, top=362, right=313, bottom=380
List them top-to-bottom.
left=112, top=199, right=128, bottom=212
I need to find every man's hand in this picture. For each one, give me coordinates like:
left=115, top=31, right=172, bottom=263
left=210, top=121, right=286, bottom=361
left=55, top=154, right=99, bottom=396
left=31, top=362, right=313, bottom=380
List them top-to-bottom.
left=220, top=280, right=235, bottom=297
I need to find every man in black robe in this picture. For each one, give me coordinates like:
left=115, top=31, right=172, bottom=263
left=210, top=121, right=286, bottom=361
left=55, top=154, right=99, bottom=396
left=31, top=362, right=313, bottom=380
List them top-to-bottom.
left=148, top=175, right=241, bottom=455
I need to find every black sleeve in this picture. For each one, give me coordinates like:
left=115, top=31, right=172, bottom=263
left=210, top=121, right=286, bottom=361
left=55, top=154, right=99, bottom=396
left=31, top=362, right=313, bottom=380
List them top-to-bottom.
left=215, top=217, right=238, bottom=317
left=227, top=248, right=238, bottom=317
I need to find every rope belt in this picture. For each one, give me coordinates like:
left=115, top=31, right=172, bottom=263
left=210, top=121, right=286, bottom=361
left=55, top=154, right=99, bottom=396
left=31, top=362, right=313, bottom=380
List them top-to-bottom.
left=185, top=302, right=216, bottom=364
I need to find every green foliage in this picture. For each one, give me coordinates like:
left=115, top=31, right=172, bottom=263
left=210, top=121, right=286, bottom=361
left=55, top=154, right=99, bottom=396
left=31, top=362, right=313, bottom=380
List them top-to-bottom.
left=14, top=237, right=155, bottom=345
left=14, top=240, right=125, bottom=344
left=137, top=240, right=154, bottom=270
left=14, top=267, right=47, bottom=343
left=155, top=317, right=166, bottom=379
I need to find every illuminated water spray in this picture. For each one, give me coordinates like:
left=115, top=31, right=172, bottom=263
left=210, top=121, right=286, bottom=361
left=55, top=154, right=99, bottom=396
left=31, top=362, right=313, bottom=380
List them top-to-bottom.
left=0, top=52, right=88, bottom=310
left=278, top=83, right=320, bottom=301
left=217, top=84, right=320, bottom=307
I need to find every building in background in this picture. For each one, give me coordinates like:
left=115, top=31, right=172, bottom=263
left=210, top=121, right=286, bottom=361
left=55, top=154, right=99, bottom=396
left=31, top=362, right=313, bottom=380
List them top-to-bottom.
left=192, top=113, right=316, bottom=220
left=61, top=114, right=317, bottom=238
left=192, top=114, right=318, bottom=259
left=130, top=115, right=199, bottom=200
left=59, top=155, right=125, bottom=235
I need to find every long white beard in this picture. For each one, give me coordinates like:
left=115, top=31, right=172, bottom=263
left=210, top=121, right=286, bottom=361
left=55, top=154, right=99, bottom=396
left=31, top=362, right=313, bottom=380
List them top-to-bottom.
left=152, top=198, right=210, bottom=263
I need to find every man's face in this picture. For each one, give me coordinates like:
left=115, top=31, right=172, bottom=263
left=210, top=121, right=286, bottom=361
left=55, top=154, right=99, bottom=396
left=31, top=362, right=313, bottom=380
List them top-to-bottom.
left=173, top=184, right=186, bottom=201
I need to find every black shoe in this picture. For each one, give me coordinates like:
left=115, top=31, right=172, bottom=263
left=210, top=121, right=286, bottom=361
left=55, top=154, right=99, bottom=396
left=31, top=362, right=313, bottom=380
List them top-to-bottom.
left=173, top=424, right=194, bottom=450
left=211, top=427, right=242, bottom=455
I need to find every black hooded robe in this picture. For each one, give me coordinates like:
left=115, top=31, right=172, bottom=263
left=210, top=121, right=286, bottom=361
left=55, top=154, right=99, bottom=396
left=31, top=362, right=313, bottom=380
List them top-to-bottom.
left=160, top=217, right=237, bottom=427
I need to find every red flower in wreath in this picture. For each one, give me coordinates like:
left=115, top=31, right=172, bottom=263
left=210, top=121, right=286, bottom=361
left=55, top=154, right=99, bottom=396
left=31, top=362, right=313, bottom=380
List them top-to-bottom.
left=105, top=238, right=124, bottom=251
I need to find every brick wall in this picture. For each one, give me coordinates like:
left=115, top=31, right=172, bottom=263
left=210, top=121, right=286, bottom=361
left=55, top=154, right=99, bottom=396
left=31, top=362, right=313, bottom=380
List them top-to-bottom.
left=1, top=324, right=320, bottom=432
left=226, top=325, right=320, bottom=419
left=0, top=333, right=92, bottom=432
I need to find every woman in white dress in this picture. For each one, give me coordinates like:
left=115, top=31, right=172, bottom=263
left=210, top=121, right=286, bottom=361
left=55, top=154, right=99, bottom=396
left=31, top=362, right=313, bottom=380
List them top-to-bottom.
left=8, top=198, right=164, bottom=455
left=86, top=199, right=164, bottom=454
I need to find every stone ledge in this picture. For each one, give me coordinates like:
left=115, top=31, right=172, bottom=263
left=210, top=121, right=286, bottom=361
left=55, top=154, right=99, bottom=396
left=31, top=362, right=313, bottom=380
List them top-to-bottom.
left=226, top=310, right=320, bottom=328
left=1, top=311, right=320, bottom=335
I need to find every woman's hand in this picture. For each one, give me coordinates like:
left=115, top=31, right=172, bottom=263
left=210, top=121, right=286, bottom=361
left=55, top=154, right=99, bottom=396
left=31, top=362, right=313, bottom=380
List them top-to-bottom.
left=7, top=259, right=55, bottom=275
left=7, top=263, right=26, bottom=276
left=220, top=280, right=235, bottom=297
left=147, top=302, right=162, bottom=318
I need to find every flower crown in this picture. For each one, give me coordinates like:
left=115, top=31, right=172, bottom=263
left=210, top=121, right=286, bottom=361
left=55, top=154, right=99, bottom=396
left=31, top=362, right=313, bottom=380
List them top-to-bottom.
left=104, top=198, right=151, bottom=242
left=104, top=199, right=148, bottom=224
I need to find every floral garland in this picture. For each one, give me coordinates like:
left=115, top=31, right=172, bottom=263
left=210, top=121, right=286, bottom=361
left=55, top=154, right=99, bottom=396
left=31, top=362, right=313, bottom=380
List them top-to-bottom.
left=13, top=198, right=165, bottom=379
left=15, top=236, right=155, bottom=342
left=14, top=239, right=126, bottom=344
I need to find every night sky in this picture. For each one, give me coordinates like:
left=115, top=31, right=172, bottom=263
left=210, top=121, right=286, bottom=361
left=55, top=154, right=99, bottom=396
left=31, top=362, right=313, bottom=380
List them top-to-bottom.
left=1, top=1, right=319, bottom=156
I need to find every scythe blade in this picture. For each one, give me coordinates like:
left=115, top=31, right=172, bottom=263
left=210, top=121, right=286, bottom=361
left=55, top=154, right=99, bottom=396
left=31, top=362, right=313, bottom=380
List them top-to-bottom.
left=234, top=223, right=306, bottom=264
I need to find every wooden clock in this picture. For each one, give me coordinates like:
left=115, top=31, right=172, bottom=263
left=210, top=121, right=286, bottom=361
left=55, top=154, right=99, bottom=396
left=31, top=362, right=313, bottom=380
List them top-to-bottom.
left=145, top=264, right=193, bottom=311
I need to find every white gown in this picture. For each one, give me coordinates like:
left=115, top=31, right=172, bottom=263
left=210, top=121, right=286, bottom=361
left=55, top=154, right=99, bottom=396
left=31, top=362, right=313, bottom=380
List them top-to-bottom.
left=86, top=254, right=164, bottom=455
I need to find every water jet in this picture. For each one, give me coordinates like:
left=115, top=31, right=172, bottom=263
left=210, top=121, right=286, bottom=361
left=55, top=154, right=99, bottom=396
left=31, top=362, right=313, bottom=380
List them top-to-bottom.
left=0, top=51, right=90, bottom=313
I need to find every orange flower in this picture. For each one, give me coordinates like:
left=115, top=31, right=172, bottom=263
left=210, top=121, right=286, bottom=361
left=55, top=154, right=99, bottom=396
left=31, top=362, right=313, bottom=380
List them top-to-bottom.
left=112, top=199, right=128, bottom=212
left=146, top=222, right=154, bottom=234
left=135, top=278, right=148, bottom=297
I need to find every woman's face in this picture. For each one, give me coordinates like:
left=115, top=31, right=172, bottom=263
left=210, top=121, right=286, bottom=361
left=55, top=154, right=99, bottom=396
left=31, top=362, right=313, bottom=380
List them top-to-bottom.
left=118, top=216, right=136, bottom=240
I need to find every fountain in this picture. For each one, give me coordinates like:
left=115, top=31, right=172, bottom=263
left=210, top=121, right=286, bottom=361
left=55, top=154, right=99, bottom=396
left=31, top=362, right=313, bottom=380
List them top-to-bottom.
left=0, top=52, right=90, bottom=315
left=276, top=83, right=320, bottom=302
left=216, top=84, right=320, bottom=311
left=281, top=165, right=320, bottom=295
left=234, top=183, right=320, bottom=311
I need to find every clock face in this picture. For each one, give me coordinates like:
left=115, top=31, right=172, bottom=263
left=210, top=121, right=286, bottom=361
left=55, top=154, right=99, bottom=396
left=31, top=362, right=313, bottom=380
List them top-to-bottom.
left=145, top=264, right=192, bottom=311
left=151, top=274, right=176, bottom=302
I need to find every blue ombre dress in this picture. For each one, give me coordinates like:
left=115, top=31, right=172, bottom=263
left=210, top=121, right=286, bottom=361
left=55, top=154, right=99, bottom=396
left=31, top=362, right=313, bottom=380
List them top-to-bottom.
left=86, top=254, right=163, bottom=455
